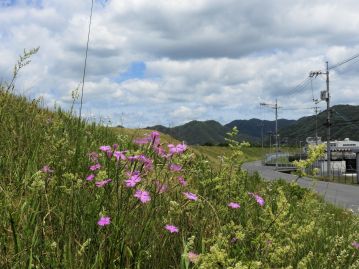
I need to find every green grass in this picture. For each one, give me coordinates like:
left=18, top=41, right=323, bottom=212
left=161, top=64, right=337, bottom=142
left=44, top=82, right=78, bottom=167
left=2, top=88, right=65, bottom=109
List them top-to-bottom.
left=1, top=86, right=359, bottom=268
left=112, top=127, right=181, bottom=145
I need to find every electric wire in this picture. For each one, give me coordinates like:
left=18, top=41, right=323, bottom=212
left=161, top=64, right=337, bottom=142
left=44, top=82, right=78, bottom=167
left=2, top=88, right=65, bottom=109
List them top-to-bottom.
left=79, top=0, right=94, bottom=120
left=329, top=53, right=359, bottom=70
left=286, top=77, right=312, bottom=97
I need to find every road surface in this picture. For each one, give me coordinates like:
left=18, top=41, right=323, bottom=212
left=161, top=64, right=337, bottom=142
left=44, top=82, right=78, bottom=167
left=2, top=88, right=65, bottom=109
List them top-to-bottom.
left=243, top=160, right=359, bottom=213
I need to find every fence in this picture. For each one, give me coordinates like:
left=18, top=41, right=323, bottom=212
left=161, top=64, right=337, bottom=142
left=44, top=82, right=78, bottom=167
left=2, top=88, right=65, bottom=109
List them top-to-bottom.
left=307, top=162, right=358, bottom=185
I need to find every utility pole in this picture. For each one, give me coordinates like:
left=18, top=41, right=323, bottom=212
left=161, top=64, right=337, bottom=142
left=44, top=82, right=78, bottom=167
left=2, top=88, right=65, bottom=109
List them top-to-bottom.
left=310, top=62, right=331, bottom=178
left=325, top=62, right=331, bottom=179
left=261, top=100, right=279, bottom=170
left=313, top=104, right=320, bottom=145
left=257, top=117, right=265, bottom=149
left=261, top=120, right=264, bottom=149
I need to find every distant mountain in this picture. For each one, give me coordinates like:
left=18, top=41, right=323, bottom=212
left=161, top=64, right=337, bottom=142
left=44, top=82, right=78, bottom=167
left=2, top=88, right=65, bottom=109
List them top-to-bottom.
left=279, top=104, right=359, bottom=145
left=146, top=105, right=359, bottom=146
left=147, top=119, right=294, bottom=145
left=225, top=119, right=296, bottom=140
left=147, top=120, right=227, bottom=145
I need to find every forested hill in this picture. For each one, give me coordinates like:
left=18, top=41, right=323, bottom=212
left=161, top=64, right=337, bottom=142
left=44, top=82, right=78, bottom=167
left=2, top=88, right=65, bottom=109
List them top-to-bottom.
left=279, top=104, right=359, bottom=144
left=147, top=105, right=359, bottom=145
left=147, top=119, right=295, bottom=145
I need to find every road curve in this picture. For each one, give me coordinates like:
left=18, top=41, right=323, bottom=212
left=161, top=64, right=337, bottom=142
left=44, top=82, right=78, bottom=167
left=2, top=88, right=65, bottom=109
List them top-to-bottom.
left=243, top=160, right=359, bottom=213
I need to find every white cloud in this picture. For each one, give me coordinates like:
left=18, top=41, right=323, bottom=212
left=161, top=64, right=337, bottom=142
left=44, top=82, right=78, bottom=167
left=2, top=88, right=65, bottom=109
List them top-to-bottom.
left=1, top=0, right=359, bottom=127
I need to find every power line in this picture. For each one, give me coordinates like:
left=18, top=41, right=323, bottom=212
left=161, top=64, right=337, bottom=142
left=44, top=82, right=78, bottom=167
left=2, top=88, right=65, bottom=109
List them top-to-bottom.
left=79, top=0, right=94, bottom=120
left=329, top=53, right=359, bottom=70
left=286, top=77, right=312, bottom=97
left=260, top=100, right=279, bottom=170
left=281, top=107, right=315, bottom=111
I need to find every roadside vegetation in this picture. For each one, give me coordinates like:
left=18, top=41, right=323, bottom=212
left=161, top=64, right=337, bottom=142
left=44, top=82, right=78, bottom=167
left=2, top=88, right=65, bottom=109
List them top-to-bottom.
left=0, top=55, right=358, bottom=268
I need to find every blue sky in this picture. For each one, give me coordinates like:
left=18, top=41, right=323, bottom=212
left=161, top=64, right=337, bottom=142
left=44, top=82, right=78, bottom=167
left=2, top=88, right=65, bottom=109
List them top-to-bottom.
left=1, top=0, right=359, bottom=128
left=114, top=61, right=146, bottom=83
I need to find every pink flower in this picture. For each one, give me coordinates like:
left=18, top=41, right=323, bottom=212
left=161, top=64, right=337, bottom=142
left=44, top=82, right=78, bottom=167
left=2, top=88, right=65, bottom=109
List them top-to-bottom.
left=151, top=131, right=160, bottom=140
left=134, top=137, right=150, bottom=145
left=113, top=143, right=119, bottom=150
left=168, top=143, right=187, bottom=154
left=153, top=144, right=166, bottom=156
left=99, top=145, right=111, bottom=152
left=114, top=150, right=127, bottom=161
left=106, top=151, right=113, bottom=158
left=88, top=152, right=99, bottom=162
left=128, top=155, right=140, bottom=162
left=138, top=155, right=153, bottom=171
left=89, top=163, right=101, bottom=171
left=169, top=163, right=182, bottom=172
left=41, top=165, right=54, bottom=174
left=124, top=171, right=141, bottom=188
left=86, top=174, right=95, bottom=181
left=178, top=176, right=187, bottom=186
left=95, top=178, right=112, bottom=187
left=125, top=180, right=136, bottom=188
left=155, top=181, right=168, bottom=194
left=134, top=190, right=151, bottom=203
left=183, top=192, right=198, bottom=201
left=248, top=192, right=265, bottom=207
left=228, top=202, right=241, bottom=209
left=97, top=216, right=111, bottom=226
left=165, top=224, right=179, bottom=233
left=352, top=241, right=359, bottom=249
left=188, top=251, right=199, bottom=263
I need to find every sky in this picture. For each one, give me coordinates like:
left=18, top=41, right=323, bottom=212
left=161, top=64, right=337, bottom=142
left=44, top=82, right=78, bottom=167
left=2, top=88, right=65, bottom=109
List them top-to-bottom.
left=1, top=0, right=359, bottom=127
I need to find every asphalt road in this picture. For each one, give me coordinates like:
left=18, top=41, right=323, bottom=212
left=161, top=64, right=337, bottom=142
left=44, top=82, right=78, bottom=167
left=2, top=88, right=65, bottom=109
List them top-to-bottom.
left=243, top=160, right=359, bottom=213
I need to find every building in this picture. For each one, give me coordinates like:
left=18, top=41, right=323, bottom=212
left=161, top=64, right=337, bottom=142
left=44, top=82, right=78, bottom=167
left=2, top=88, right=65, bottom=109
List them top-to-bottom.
left=306, top=138, right=359, bottom=174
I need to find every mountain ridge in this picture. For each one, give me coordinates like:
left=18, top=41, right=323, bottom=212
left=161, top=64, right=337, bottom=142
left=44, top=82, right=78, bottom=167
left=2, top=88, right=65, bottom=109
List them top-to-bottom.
left=146, top=104, right=359, bottom=145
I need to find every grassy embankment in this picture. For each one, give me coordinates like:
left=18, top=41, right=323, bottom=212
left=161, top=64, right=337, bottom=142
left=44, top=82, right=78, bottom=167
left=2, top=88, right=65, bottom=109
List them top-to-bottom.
left=1, top=87, right=359, bottom=268
left=113, top=127, right=297, bottom=165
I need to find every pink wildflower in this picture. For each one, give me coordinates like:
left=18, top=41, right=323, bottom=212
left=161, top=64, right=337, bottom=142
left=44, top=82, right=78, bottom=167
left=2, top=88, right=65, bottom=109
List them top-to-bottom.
left=151, top=131, right=160, bottom=140
left=150, top=132, right=161, bottom=146
left=134, top=137, right=150, bottom=145
left=113, top=143, right=119, bottom=150
left=168, top=143, right=187, bottom=154
left=153, top=144, right=167, bottom=156
left=99, top=145, right=111, bottom=152
left=114, top=150, right=127, bottom=161
left=88, top=152, right=99, bottom=162
left=128, top=155, right=140, bottom=162
left=138, top=155, right=154, bottom=171
left=89, top=163, right=101, bottom=171
left=169, top=163, right=182, bottom=172
left=41, top=165, right=54, bottom=174
left=124, top=171, right=141, bottom=188
left=86, top=174, right=95, bottom=181
left=178, top=176, right=187, bottom=186
left=95, top=178, right=112, bottom=187
left=155, top=181, right=168, bottom=194
left=134, top=190, right=151, bottom=203
left=183, top=192, right=198, bottom=201
left=248, top=192, right=265, bottom=206
left=228, top=202, right=241, bottom=209
left=97, top=216, right=111, bottom=226
left=165, top=224, right=179, bottom=233
left=352, top=241, right=359, bottom=249
left=188, top=251, right=199, bottom=263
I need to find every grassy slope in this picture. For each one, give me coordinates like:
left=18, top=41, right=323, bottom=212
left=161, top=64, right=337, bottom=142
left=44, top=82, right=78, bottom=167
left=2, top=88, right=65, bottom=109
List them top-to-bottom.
left=1, top=90, right=359, bottom=268
left=112, top=127, right=181, bottom=145
left=113, top=128, right=270, bottom=167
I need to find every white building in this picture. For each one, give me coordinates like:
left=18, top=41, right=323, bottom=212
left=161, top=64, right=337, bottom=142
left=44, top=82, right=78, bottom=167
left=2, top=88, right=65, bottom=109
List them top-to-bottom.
left=306, top=138, right=359, bottom=174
